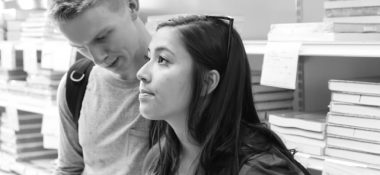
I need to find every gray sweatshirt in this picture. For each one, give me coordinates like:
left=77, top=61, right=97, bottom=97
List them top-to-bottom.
left=55, top=66, right=149, bottom=175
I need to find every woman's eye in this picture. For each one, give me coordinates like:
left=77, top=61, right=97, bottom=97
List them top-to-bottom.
left=157, top=56, right=168, bottom=64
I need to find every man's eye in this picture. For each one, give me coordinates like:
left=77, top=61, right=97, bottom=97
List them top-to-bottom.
left=96, top=36, right=106, bottom=41
left=144, top=55, right=151, bottom=61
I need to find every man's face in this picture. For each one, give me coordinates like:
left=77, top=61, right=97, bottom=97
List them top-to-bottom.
left=58, top=4, right=141, bottom=79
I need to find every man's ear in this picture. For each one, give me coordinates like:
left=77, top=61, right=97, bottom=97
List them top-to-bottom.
left=128, top=0, right=139, bottom=20
left=202, top=70, right=220, bottom=96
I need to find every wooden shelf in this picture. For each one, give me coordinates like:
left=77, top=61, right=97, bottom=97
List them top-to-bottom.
left=244, top=40, right=380, bottom=58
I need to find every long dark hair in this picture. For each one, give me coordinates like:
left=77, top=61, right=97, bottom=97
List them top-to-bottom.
left=148, top=15, right=309, bottom=175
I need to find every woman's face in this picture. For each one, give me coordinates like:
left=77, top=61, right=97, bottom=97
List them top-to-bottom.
left=137, top=27, right=193, bottom=121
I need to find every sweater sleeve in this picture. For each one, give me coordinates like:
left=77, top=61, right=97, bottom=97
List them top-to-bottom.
left=54, top=73, right=85, bottom=175
left=239, top=149, right=306, bottom=175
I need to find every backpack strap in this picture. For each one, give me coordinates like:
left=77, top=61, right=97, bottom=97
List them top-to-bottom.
left=65, top=58, right=95, bottom=128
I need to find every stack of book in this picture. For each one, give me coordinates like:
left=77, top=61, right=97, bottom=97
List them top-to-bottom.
left=267, top=0, right=380, bottom=42
left=324, top=0, right=380, bottom=33
left=1, top=9, right=29, bottom=41
left=20, top=10, right=66, bottom=41
left=0, top=17, right=4, bottom=41
left=0, top=42, right=28, bottom=84
left=0, top=69, right=27, bottom=83
left=26, top=69, right=64, bottom=102
left=251, top=70, right=294, bottom=121
left=326, top=77, right=380, bottom=171
left=0, top=111, right=57, bottom=162
left=267, top=111, right=327, bottom=156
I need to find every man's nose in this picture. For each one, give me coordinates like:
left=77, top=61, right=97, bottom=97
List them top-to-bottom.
left=87, top=44, right=107, bottom=64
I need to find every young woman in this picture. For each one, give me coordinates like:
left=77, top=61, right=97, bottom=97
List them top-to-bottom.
left=137, top=15, right=309, bottom=175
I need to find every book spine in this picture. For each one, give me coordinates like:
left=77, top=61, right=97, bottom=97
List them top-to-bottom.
left=324, top=0, right=380, bottom=9
left=326, top=6, right=380, bottom=18
left=324, top=16, right=380, bottom=24
left=333, top=23, right=380, bottom=33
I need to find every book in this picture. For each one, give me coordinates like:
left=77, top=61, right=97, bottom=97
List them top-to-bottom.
left=324, top=0, right=380, bottom=9
left=325, top=6, right=380, bottom=18
left=1, top=9, right=29, bottom=20
left=324, top=16, right=380, bottom=24
left=5, top=20, right=23, bottom=31
left=269, top=22, right=333, bottom=34
left=332, top=23, right=380, bottom=33
left=268, top=32, right=380, bottom=41
left=251, top=70, right=261, bottom=84
left=329, top=77, right=380, bottom=95
left=252, top=85, right=287, bottom=93
left=253, top=91, right=294, bottom=102
left=331, top=91, right=380, bottom=106
left=255, top=100, right=293, bottom=111
left=329, top=102, right=380, bottom=119
left=256, top=109, right=292, bottom=122
left=268, top=111, right=326, bottom=132
left=328, top=112, right=380, bottom=131
left=271, top=124, right=325, bottom=140
left=327, top=124, right=380, bottom=143
left=0, top=132, right=43, bottom=144
left=276, top=133, right=326, bottom=147
left=281, top=136, right=325, bottom=156
left=327, top=136, right=380, bottom=154
left=325, top=147, right=380, bottom=166
left=295, top=153, right=324, bottom=171
left=324, top=158, right=380, bottom=175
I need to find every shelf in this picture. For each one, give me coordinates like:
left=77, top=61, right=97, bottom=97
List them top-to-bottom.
left=244, top=40, right=380, bottom=58
left=0, top=92, right=57, bottom=115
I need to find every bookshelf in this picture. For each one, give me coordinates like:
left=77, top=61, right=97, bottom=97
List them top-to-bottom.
left=0, top=40, right=68, bottom=174
left=244, top=40, right=380, bottom=57
left=245, top=40, right=380, bottom=174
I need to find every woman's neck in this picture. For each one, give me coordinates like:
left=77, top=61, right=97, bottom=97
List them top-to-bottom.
left=166, top=116, right=201, bottom=174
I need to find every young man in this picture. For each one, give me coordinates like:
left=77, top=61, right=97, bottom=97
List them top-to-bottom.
left=48, top=0, right=151, bottom=174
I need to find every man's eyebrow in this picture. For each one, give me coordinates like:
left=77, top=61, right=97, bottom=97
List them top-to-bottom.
left=70, top=27, right=110, bottom=48
left=93, top=27, right=110, bottom=40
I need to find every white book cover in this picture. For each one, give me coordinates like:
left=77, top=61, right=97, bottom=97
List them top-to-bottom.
left=324, top=0, right=380, bottom=9
left=324, top=16, right=380, bottom=24
left=269, top=22, right=333, bottom=34
left=268, top=32, right=380, bottom=42
left=329, top=77, right=380, bottom=96
left=331, top=91, right=380, bottom=107
left=329, top=102, right=380, bottom=119
left=268, top=111, right=326, bottom=132
left=328, top=112, right=380, bottom=131
left=271, top=124, right=325, bottom=140
left=327, top=124, right=380, bottom=143
left=277, top=133, right=326, bottom=147
left=327, top=136, right=380, bottom=154
left=281, top=137, right=325, bottom=156
left=326, top=147, right=380, bottom=166
left=323, top=158, right=380, bottom=175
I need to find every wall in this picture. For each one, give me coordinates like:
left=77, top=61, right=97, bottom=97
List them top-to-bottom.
left=140, top=0, right=300, bottom=40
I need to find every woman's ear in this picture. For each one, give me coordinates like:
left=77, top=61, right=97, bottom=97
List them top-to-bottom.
left=128, top=0, right=139, bottom=20
left=202, top=70, right=220, bottom=96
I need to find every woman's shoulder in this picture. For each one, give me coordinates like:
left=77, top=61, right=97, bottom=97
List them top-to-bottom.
left=239, top=147, right=307, bottom=175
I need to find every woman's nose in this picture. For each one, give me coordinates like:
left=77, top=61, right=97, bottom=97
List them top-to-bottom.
left=136, top=63, right=150, bottom=83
